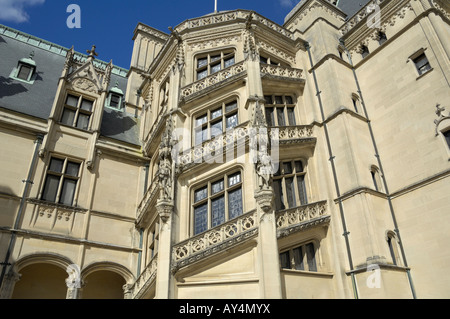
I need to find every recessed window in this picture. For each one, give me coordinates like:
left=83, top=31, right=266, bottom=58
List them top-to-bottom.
left=378, top=31, right=387, bottom=45
left=195, top=50, right=235, bottom=81
left=413, top=53, right=431, bottom=76
left=259, top=54, right=286, bottom=67
left=351, top=93, right=360, bottom=113
left=60, top=94, right=94, bottom=130
left=264, top=95, right=296, bottom=127
left=194, top=100, right=239, bottom=145
left=443, top=130, right=450, bottom=149
left=41, top=157, right=81, bottom=206
left=273, top=160, right=308, bottom=211
left=370, top=165, right=383, bottom=192
left=193, top=171, right=243, bottom=235
left=147, top=222, right=159, bottom=262
left=387, top=231, right=402, bottom=266
left=280, top=242, right=317, bottom=272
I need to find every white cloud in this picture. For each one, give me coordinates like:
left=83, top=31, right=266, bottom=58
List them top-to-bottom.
left=0, top=0, right=45, bottom=23
left=279, top=0, right=301, bottom=8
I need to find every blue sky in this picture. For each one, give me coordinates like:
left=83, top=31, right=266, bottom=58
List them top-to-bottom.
left=0, top=0, right=301, bottom=69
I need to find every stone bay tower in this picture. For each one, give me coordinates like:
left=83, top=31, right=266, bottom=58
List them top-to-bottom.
left=0, top=0, right=449, bottom=299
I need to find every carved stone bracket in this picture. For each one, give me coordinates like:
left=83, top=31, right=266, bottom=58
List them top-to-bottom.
left=434, top=103, right=450, bottom=135
left=254, top=189, right=274, bottom=214
left=156, top=199, right=174, bottom=224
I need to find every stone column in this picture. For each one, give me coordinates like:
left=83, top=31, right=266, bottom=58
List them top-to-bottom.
left=255, top=189, right=282, bottom=299
left=154, top=200, right=174, bottom=299
left=0, top=269, right=21, bottom=299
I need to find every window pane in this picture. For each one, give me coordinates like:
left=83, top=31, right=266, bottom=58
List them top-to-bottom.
left=210, top=55, right=221, bottom=63
left=224, top=56, right=235, bottom=68
left=260, top=56, right=268, bottom=64
left=197, top=57, right=208, bottom=68
left=211, top=63, right=221, bottom=74
left=17, top=65, right=32, bottom=80
left=197, top=69, right=208, bottom=80
left=110, top=94, right=121, bottom=108
left=66, top=95, right=78, bottom=107
left=264, top=96, right=273, bottom=105
left=275, top=96, right=283, bottom=104
left=285, top=96, right=293, bottom=104
left=81, top=99, right=93, bottom=111
left=225, top=101, right=238, bottom=113
left=61, top=108, right=75, bottom=126
left=210, top=108, right=222, bottom=120
left=265, top=108, right=274, bottom=127
left=277, top=108, right=286, bottom=126
left=287, top=108, right=296, bottom=125
left=76, top=113, right=90, bottom=130
left=226, top=113, right=238, bottom=129
left=195, top=115, right=207, bottom=127
left=210, top=120, right=223, bottom=138
left=195, top=127, right=208, bottom=145
left=444, top=130, right=450, bottom=148
left=49, top=158, right=64, bottom=173
left=294, top=161, right=304, bottom=173
left=66, top=162, right=80, bottom=177
left=283, top=162, right=292, bottom=174
left=228, top=172, right=241, bottom=187
left=42, top=175, right=60, bottom=202
left=297, top=175, right=308, bottom=205
left=285, top=177, right=296, bottom=208
left=60, top=179, right=77, bottom=206
left=211, top=179, right=224, bottom=195
left=273, top=179, right=285, bottom=211
left=194, top=187, right=208, bottom=203
left=228, top=188, right=243, bottom=219
left=211, top=196, right=225, bottom=227
left=194, top=204, right=208, bottom=235
left=306, top=243, right=317, bottom=272
left=293, top=247, right=304, bottom=270
left=280, top=251, right=290, bottom=269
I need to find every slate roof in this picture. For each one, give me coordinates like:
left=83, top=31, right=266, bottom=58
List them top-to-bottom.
left=0, top=24, right=140, bottom=146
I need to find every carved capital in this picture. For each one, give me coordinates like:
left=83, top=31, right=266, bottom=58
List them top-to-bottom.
left=254, top=188, right=274, bottom=213
left=156, top=199, right=174, bottom=223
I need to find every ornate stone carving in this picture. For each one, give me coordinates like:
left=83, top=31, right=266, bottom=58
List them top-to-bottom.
left=72, top=78, right=97, bottom=93
left=434, top=103, right=450, bottom=135
left=158, top=116, right=175, bottom=201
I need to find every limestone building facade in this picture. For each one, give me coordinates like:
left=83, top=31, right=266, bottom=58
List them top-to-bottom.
left=0, top=0, right=449, bottom=299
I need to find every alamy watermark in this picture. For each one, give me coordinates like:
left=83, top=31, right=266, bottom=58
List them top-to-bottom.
left=366, top=3, right=381, bottom=29
left=67, top=4, right=81, bottom=29
left=366, top=264, right=381, bottom=289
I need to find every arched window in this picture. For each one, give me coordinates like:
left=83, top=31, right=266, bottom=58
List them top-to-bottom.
left=351, top=93, right=361, bottom=113
left=370, top=165, right=383, bottom=192
left=386, top=231, right=402, bottom=266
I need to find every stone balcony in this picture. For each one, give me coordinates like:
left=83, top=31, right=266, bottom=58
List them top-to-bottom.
left=180, top=61, right=246, bottom=102
left=260, top=64, right=303, bottom=81
left=136, top=173, right=160, bottom=227
left=276, top=200, right=330, bottom=238
left=171, top=210, right=258, bottom=273
left=130, top=256, right=157, bottom=299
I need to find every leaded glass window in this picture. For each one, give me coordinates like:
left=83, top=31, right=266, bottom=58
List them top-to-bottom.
left=195, top=50, right=235, bottom=80
left=60, top=94, right=94, bottom=131
left=264, top=95, right=296, bottom=127
left=194, top=100, right=239, bottom=145
left=42, top=157, right=81, bottom=206
left=273, top=160, right=308, bottom=211
left=193, top=171, right=243, bottom=235
left=280, top=242, right=318, bottom=272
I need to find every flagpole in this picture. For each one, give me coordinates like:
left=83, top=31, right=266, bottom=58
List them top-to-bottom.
left=214, top=0, right=217, bottom=13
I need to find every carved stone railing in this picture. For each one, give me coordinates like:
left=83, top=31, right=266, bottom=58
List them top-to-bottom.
left=175, top=10, right=295, bottom=40
left=180, top=61, right=246, bottom=100
left=260, top=64, right=304, bottom=81
left=176, top=122, right=249, bottom=167
left=269, top=125, right=314, bottom=141
left=136, top=174, right=160, bottom=225
left=276, top=200, right=330, bottom=238
left=171, top=210, right=258, bottom=272
left=131, top=257, right=157, bottom=299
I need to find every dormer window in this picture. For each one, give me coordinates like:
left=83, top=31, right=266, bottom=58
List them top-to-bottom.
left=10, top=51, right=37, bottom=84
left=106, top=82, right=124, bottom=110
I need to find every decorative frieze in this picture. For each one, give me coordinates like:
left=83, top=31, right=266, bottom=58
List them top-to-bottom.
left=171, top=210, right=258, bottom=272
